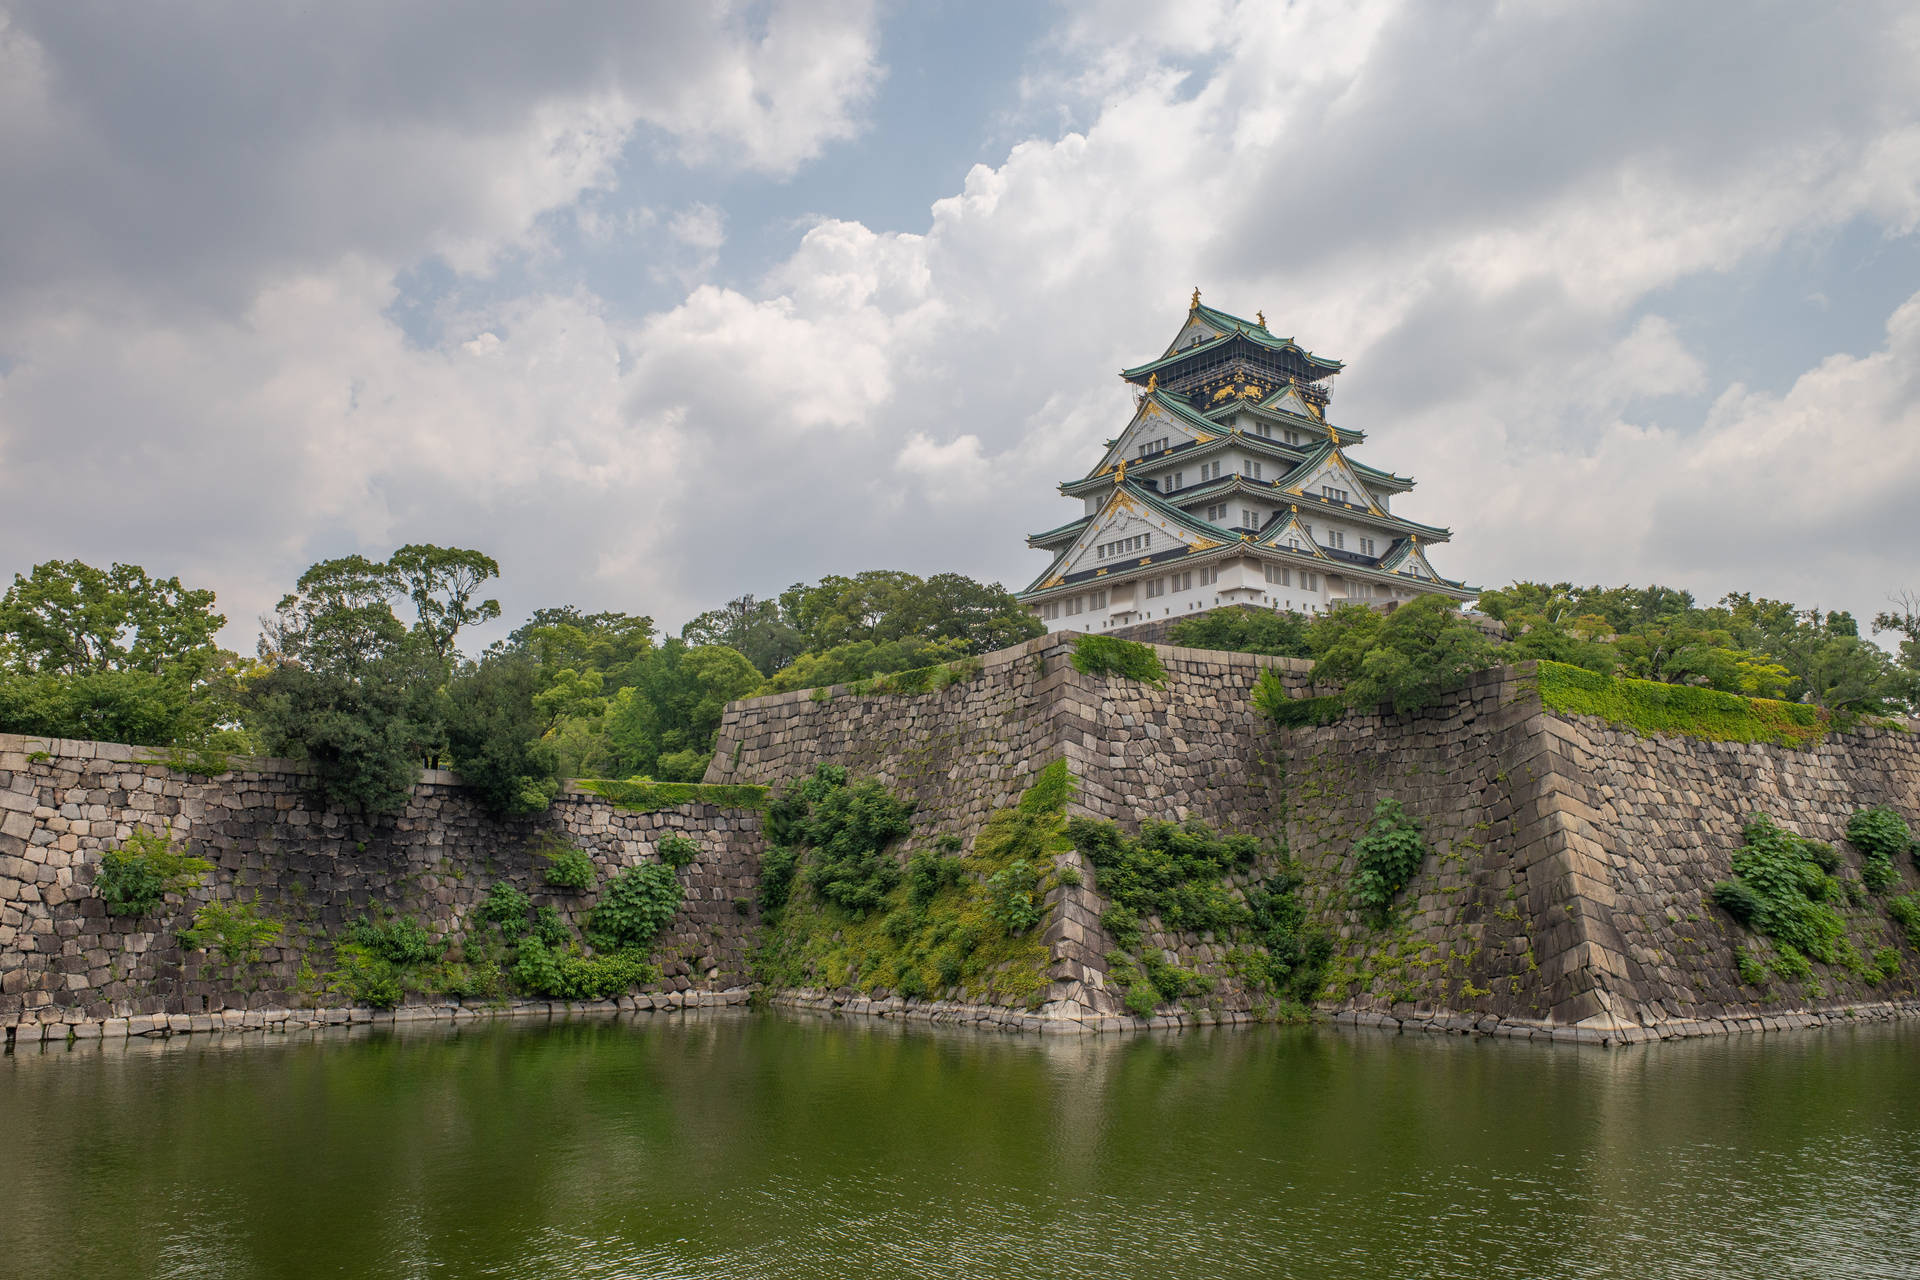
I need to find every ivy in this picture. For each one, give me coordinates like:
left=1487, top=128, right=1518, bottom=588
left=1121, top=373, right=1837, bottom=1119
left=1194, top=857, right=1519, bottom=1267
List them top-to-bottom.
left=1070, top=635, right=1167, bottom=686
left=1535, top=661, right=1827, bottom=748
left=1350, top=799, right=1427, bottom=920
left=1846, top=806, right=1915, bottom=893
left=1710, top=814, right=1846, bottom=965
left=94, top=825, right=212, bottom=918
left=536, top=833, right=596, bottom=891
left=588, top=863, right=683, bottom=951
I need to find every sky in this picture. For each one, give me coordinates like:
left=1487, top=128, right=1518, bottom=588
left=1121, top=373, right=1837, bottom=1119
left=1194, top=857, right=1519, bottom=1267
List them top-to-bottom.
left=3, top=0, right=1919, bottom=650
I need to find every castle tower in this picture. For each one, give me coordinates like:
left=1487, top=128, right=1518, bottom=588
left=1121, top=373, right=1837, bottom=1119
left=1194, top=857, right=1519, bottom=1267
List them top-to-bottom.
left=1018, top=292, right=1475, bottom=630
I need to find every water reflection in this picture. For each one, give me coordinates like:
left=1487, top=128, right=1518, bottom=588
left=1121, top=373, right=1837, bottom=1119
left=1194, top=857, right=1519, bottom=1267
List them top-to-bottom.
left=4, top=1014, right=1918, bottom=1278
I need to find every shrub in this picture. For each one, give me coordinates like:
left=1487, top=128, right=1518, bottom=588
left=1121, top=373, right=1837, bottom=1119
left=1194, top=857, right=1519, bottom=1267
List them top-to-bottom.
left=1310, top=595, right=1497, bottom=717
left=1167, top=606, right=1313, bottom=657
left=1070, top=635, right=1167, bottom=686
left=1253, top=668, right=1344, bottom=728
left=655, top=749, right=710, bottom=782
left=799, top=773, right=915, bottom=917
left=1350, top=799, right=1427, bottom=919
left=1848, top=806, right=1913, bottom=892
left=1712, top=815, right=1847, bottom=964
left=1068, top=817, right=1261, bottom=935
left=94, top=825, right=213, bottom=918
left=656, top=832, right=701, bottom=869
left=537, top=834, right=596, bottom=891
left=758, top=845, right=798, bottom=913
left=907, top=848, right=966, bottom=908
left=985, top=859, right=1044, bottom=935
left=589, top=863, right=682, bottom=951
left=479, top=882, right=531, bottom=941
left=1889, top=894, right=1920, bottom=949
left=180, top=897, right=282, bottom=965
left=531, top=904, right=569, bottom=948
left=346, top=914, right=443, bottom=967
left=511, top=937, right=657, bottom=1000
left=1733, top=946, right=1770, bottom=987
left=1873, top=946, right=1901, bottom=979
left=329, top=947, right=404, bottom=1008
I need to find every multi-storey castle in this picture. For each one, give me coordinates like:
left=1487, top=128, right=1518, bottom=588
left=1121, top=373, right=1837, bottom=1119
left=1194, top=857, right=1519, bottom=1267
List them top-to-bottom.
left=1019, top=292, right=1473, bottom=630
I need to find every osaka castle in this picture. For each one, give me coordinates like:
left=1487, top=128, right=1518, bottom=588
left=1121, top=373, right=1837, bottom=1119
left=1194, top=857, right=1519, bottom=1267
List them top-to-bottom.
left=1018, top=291, right=1475, bottom=631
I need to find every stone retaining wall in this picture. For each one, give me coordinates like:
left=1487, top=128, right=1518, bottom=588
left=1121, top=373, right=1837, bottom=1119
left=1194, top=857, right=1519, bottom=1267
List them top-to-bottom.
left=0, top=734, right=766, bottom=1034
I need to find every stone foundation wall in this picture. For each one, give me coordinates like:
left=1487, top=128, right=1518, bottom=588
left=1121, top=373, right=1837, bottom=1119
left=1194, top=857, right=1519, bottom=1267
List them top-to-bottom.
left=0, top=734, right=766, bottom=1032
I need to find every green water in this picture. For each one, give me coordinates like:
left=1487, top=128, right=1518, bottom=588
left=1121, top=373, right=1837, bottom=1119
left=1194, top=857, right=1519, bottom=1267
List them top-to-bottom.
left=4, top=1014, right=1918, bottom=1279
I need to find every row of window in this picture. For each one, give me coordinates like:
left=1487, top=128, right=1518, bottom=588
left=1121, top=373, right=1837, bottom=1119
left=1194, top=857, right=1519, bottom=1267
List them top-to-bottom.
left=1135, top=437, right=1170, bottom=458
left=1095, top=533, right=1153, bottom=560
left=1263, top=565, right=1322, bottom=591
left=1144, top=567, right=1219, bottom=599
left=1039, top=588, right=1112, bottom=621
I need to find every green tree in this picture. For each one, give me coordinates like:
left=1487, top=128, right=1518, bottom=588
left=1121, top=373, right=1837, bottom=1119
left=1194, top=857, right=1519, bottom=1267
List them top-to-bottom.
left=0, top=559, right=239, bottom=746
left=776, top=569, right=1040, bottom=655
left=681, top=594, right=804, bottom=676
left=1310, top=595, right=1498, bottom=716
left=1166, top=605, right=1313, bottom=657
left=603, top=640, right=762, bottom=779
left=444, top=650, right=562, bottom=815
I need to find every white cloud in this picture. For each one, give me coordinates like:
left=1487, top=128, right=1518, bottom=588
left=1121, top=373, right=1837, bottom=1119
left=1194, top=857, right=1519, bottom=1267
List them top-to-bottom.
left=3, top=0, right=1920, bottom=645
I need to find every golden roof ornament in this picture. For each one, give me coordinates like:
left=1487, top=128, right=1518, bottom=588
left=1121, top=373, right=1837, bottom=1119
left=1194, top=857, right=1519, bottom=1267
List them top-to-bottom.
left=1190, top=286, right=1201, bottom=309
left=1256, top=310, right=1266, bottom=328
left=1146, top=372, right=1157, bottom=393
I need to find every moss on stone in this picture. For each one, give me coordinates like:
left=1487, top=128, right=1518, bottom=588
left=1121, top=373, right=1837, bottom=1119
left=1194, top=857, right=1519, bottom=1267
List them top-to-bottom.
left=1534, top=661, right=1828, bottom=748
left=575, top=778, right=770, bottom=813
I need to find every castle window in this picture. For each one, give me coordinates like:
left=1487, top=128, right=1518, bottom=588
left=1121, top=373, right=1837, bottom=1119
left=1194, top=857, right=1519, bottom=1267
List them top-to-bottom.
left=1201, top=460, right=1222, bottom=481
left=1247, top=461, right=1262, bottom=480
left=1167, top=471, right=1184, bottom=491
left=1322, top=485, right=1349, bottom=503
left=1206, top=504, right=1225, bottom=522
left=1241, top=508, right=1259, bottom=529
left=1325, top=531, right=1345, bottom=550
left=1360, top=537, right=1375, bottom=556
left=1264, top=565, right=1290, bottom=586
left=1200, top=566, right=1219, bottom=586
left=1171, top=572, right=1193, bottom=593
left=1145, top=578, right=1165, bottom=599
left=1090, top=589, right=1108, bottom=608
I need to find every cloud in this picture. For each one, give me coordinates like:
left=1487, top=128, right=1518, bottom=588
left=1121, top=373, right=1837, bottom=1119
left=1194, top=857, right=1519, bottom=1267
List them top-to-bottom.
left=2, top=0, right=1919, bottom=647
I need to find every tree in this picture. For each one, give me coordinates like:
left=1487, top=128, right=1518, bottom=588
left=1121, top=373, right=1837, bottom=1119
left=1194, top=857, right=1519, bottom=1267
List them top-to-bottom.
left=247, top=545, right=500, bottom=814
left=0, top=559, right=239, bottom=746
left=775, top=569, right=1041, bottom=655
left=680, top=594, right=804, bottom=675
left=1721, top=594, right=1897, bottom=713
left=1310, top=595, right=1498, bottom=716
left=1166, top=606, right=1313, bottom=657
left=603, top=640, right=763, bottom=779
left=444, top=650, right=562, bottom=816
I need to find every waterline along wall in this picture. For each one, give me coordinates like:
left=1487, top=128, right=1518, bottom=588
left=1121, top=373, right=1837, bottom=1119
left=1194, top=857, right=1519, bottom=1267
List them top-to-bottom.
left=6, top=633, right=1920, bottom=1043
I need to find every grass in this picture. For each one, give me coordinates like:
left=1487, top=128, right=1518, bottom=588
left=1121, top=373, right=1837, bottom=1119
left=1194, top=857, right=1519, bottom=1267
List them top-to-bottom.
left=1070, top=634, right=1167, bottom=686
left=1533, top=660, right=1828, bottom=748
left=574, top=778, right=770, bottom=813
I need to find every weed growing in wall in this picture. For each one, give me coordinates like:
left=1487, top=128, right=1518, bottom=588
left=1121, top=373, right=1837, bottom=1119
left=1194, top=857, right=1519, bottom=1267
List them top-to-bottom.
left=1070, top=635, right=1167, bottom=686
left=844, top=657, right=983, bottom=697
left=1534, top=661, right=1828, bottom=747
left=1253, top=669, right=1345, bottom=729
left=753, top=761, right=1069, bottom=1007
left=576, top=778, right=770, bottom=813
left=1349, top=799, right=1428, bottom=921
left=1846, top=806, right=1916, bottom=893
left=1710, top=815, right=1850, bottom=981
left=1067, top=816, right=1331, bottom=1018
left=94, top=825, right=213, bottom=918
left=536, top=832, right=597, bottom=891
left=656, top=832, right=701, bottom=870
left=588, top=864, right=683, bottom=951
left=1889, top=894, right=1920, bottom=950
left=180, top=897, right=282, bottom=966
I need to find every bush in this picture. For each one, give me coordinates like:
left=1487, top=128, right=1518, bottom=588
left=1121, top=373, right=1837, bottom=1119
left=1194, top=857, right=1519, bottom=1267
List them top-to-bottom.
left=1311, top=595, right=1497, bottom=717
left=1167, top=606, right=1313, bottom=657
left=1070, top=635, right=1167, bottom=686
left=1253, top=668, right=1345, bottom=728
left=655, top=749, right=710, bottom=782
left=798, top=772, right=915, bottom=917
left=1350, top=799, right=1427, bottom=919
left=1848, top=806, right=1912, bottom=892
left=1713, top=815, right=1847, bottom=964
left=1068, top=817, right=1261, bottom=935
left=94, top=825, right=213, bottom=918
left=656, top=832, right=701, bottom=869
left=537, top=834, right=596, bottom=891
left=758, top=845, right=798, bottom=913
left=907, top=849, right=966, bottom=908
left=985, top=859, right=1043, bottom=935
left=589, top=863, right=682, bottom=951
left=479, top=882, right=531, bottom=941
left=1889, top=894, right=1920, bottom=949
left=179, top=897, right=282, bottom=965
left=531, top=904, right=569, bottom=948
left=345, top=914, right=443, bottom=967
left=511, top=937, right=657, bottom=1000
left=1733, top=946, right=1770, bottom=986
left=329, top=947, right=404, bottom=1008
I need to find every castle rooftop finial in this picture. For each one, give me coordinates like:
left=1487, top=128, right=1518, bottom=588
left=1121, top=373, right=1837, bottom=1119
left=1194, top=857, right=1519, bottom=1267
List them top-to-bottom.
left=1189, top=286, right=1201, bottom=309
left=1256, top=310, right=1266, bottom=328
left=1146, top=372, right=1157, bottom=392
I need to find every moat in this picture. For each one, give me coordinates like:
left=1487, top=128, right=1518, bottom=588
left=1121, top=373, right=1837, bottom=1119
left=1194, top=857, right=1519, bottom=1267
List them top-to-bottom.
left=5, top=1014, right=1917, bottom=1279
